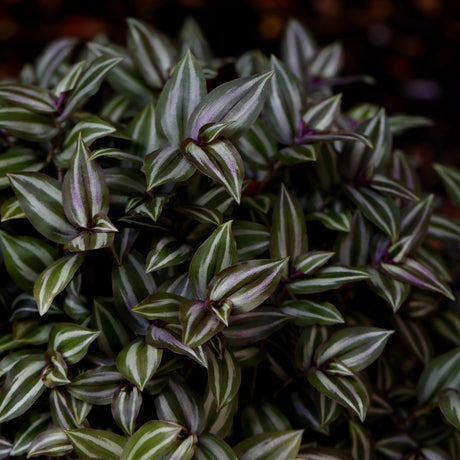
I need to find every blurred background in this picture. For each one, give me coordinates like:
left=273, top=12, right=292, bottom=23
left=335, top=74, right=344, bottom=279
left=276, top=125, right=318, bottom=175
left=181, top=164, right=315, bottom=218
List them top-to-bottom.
left=0, top=0, right=459, bottom=185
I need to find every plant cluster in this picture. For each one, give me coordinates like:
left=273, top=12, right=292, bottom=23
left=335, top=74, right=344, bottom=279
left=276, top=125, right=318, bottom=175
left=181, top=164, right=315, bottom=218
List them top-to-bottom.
left=0, top=16, right=460, bottom=460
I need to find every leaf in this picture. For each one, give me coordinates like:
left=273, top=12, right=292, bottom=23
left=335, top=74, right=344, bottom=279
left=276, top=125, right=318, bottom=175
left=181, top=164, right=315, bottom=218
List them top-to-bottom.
left=178, top=17, right=213, bottom=61
left=127, top=18, right=176, bottom=88
left=309, top=42, right=344, bottom=78
left=156, top=50, right=206, bottom=143
left=264, top=56, right=305, bottom=144
left=53, top=60, right=86, bottom=97
left=187, top=72, right=273, bottom=140
left=302, top=94, right=342, bottom=131
left=0, top=107, right=57, bottom=141
left=389, top=114, right=433, bottom=135
left=182, top=138, right=244, bottom=203
left=277, top=144, right=317, bottom=165
left=145, top=146, right=195, bottom=190
left=89, top=147, right=143, bottom=163
left=0, top=148, right=44, bottom=189
left=433, top=163, right=460, bottom=209
left=8, top=172, right=77, bottom=243
left=370, top=173, right=419, bottom=201
left=270, top=184, right=308, bottom=272
left=1, top=196, right=26, bottom=221
left=308, top=209, right=352, bottom=232
left=428, top=214, right=460, bottom=242
left=189, top=221, right=237, bottom=299
left=233, top=221, right=270, bottom=260
left=65, top=229, right=116, bottom=252
left=0, top=231, right=56, bottom=292
left=146, top=237, right=192, bottom=273
left=294, top=251, right=335, bottom=275
left=34, top=254, right=85, bottom=316
left=207, top=258, right=288, bottom=313
left=380, top=258, right=454, bottom=300
left=288, top=265, right=370, bottom=294
left=366, top=268, right=409, bottom=312
left=133, top=292, right=182, bottom=324
left=281, top=300, right=344, bottom=326
left=393, top=315, right=432, bottom=364
left=49, top=323, right=100, bottom=365
left=315, top=327, right=393, bottom=372
left=116, top=340, right=162, bottom=390
left=417, top=347, right=460, bottom=403
left=41, top=349, right=70, bottom=388
left=0, top=355, right=46, bottom=423
left=68, top=366, right=124, bottom=405
left=308, top=369, right=369, bottom=422
left=155, top=378, right=205, bottom=434
left=112, top=383, right=142, bottom=436
left=50, top=388, right=91, bottom=429
left=203, top=389, right=238, bottom=438
left=439, top=389, right=460, bottom=430
left=241, top=402, right=291, bottom=437
left=10, top=412, right=50, bottom=456
left=120, top=420, right=182, bottom=460
left=349, top=421, right=373, bottom=460
left=27, top=428, right=73, bottom=458
left=65, top=428, right=126, bottom=460
left=233, top=430, right=303, bottom=460
left=193, top=433, right=237, bottom=460
left=155, top=434, right=197, bottom=460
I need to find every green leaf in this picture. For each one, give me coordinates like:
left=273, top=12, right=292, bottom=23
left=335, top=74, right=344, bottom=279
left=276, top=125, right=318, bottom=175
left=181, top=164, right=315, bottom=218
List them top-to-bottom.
left=178, top=17, right=213, bottom=61
left=127, top=18, right=176, bottom=89
left=53, top=60, right=86, bottom=97
left=187, top=72, right=272, bottom=140
left=302, top=94, right=342, bottom=131
left=128, top=99, right=160, bottom=157
left=0, top=107, right=57, bottom=141
left=389, top=114, right=433, bottom=135
left=199, top=121, right=236, bottom=144
left=182, top=138, right=244, bottom=203
left=277, top=144, right=317, bottom=165
left=145, top=146, right=195, bottom=190
left=89, top=147, right=143, bottom=163
left=0, top=148, right=44, bottom=189
left=434, top=163, right=460, bottom=208
left=8, top=172, right=77, bottom=243
left=370, top=173, right=419, bottom=201
left=270, top=184, right=308, bottom=273
left=1, top=196, right=26, bottom=221
left=175, top=205, right=222, bottom=226
left=308, top=209, right=352, bottom=233
left=428, top=214, right=460, bottom=242
left=189, top=221, right=237, bottom=299
left=233, top=221, right=270, bottom=260
left=65, top=228, right=116, bottom=252
left=0, top=231, right=56, bottom=292
left=146, top=237, right=192, bottom=273
left=294, top=251, right=335, bottom=276
left=34, top=254, right=85, bottom=316
left=207, top=258, right=288, bottom=313
left=366, top=268, right=409, bottom=312
left=133, top=292, right=183, bottom=324
left=281, top=300, right=344, bottom=326
left=393, top=315, right=432, bottom=364
left=49, top=323, right=100, bottom=365
left=296, top=326, right=328, bottom=372
left=315, top=327, right=393, bottom=372
left=116, top=340, right=162, bottom=390
left=417, top=347, right=460, bottom=403
left=41, top=349, right=70, bottom=388
left=0, top=355, right=46, bottom=423
left=68, top=366, right=124, bottom=405
left=308, top=369, right=369, bottom=422
left=155, top=378, right=205, bottom=434
left=112, top=383, right=142, bottom=436
left=50, top=388, right=91, bottom=429
left=439, top=388, right=460, bottom=430
left=203, top=389, right=238, bottom=438
left=241, top=402, right=291, bottom=437
left=10, top=412, right=50, bottom=456
left=121, top=420, right=182, bottom=460
left=349, top=421, right=373, bottom=460
left=27, top=428, right=73, bottom=458
left=65, top=428, right=126, bottom=460
left=233, top=430, right=303, bottom=460
left=156, top=433, right=197, bottom=460
left=193, top=433, right=237, bottom=460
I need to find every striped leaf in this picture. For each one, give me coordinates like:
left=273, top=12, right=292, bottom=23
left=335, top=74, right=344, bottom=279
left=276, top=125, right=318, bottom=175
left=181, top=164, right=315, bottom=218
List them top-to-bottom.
left=178, top=17, right=212, bottom=61
left=127, top=18, right=176, bottom=89
left=309, top=42, right=343, bottom=78
left=236, top=49, right=270, bottom=77
left=157, top=50, right=205, bottom=143
left=57, top=56, right=122, bottom=121
left=264, top=56, right=304, bottom=144
left=53, top=60, right=86, bottom=97
left=187, top=72, right=273, bottom=140
left=302, top=94, right=342, bottom=131
left=128, top=99, right=161, bottom=157
left=0, top=107, right=57, bottom=141
left=389, top=114, right=433, bottom=134
left=182, top=138, right=244, bottom=204
left=277, top=144, right=316, bottom=165
left=145, top=146, right=195, bottom=190
left=0, top=147, right=44, bottom=189
left=89, top=147, right=143, bottom=163
left=434, top=163, right=460, bottom=208
left=8, top=172, right=77, bottom=243
left=370, top=173, right=419, bottom=201
left=270, top=184, right=308, bottom=273
left=346, top=185, right=399, bottom=242
left=1, top=196, right=26, bottom=221
left=175, top=205, right=223, bottom=226
left=308, top=209, right=352, bottom=232
left=428, top=214, right=460, bottom=242
left=189, top=221, right=237, bottom=299
left=233, top=221, right=270, bottom=260
left=65, top=229, right=115, bottom=252
left=0, top=231, right=56, bottom=292
left=146, top=237, right=192, bottom=273
left=294, top=251, right=334, bottom=276
left=34, top=254, right=85, bottom=316
left=207, top=258, right=288, bottom=313
left=380, top=258, right=454, bottom=300
left=288, top=265, right=370, bottom=294
left=366, top=268, right=409, bottom=312
left=133, top=292, right=183, bottom=324
left=180, top=300, right=225, bottom=347
left=281, top=300, right=344, bottom=326
left=432, top=311, right=460, bottom=346
left=393, top=315, right=432, bottom=364
left=49, top=323, right=100, bottom=365
left=146, top=324, right=208, bottom=368
left=296, top=326, right=328, bottom=372
left=315, top=327, right=393, bottom=372
left=116, top=340, right=162, bottom=390
left=417, top=347, right=460, bottom=403
left=207, top=348, right=241, bottom=408
left=41, top=349, right=70, bottom=388
left=0, top=355, right=46, bottom=423
left=68, top=366, right=124, bottom=405
left=308, top=369, right=369, bottom=422
left=155, top=378, right=205, bottom=434
left=112, top=383, right=142, bottom=436
left=49, top=388, right=91, bottom=429
left=203, top=388, right=238, bottom=438
left=439, top=388, right=460, bottom=430
left=241, top=403, right=291, bottom=437
left=10, top=412, right=50, bottom=456
left=121, top=420, right=182, bottom=460
left=349, top=421, right=373, bottom=460
left=27, top=428, right=73, bottom=458
left=65, top=428, right=126, bottom=460
left=233, top=430, right=303, bottom=460
left=155, top=433, right=197, bottom=460
left=193, top=433, right=237, bottom=460
left=0, top=437, right=11, bottom=460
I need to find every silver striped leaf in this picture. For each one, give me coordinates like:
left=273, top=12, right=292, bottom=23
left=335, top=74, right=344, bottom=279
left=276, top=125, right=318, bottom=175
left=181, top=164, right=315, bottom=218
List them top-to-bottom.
left=112, top=383, right=142, bottom=436
left=27, top=428, right=73, bottom=458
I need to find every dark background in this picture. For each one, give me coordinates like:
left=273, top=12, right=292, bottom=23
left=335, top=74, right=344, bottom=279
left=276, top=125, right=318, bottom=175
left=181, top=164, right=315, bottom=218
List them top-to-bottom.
left=0, top=0, right=459, bottom=184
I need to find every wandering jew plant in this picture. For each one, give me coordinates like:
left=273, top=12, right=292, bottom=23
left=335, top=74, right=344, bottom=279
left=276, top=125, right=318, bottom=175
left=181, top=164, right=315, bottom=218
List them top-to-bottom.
left=0, top=16, right=459, bottom=459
